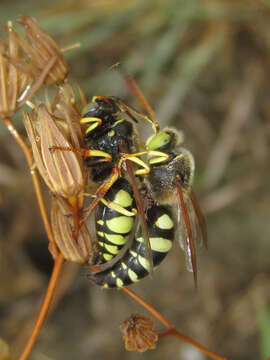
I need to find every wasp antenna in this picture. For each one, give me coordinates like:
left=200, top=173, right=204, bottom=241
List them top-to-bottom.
left=112, top=64, right=159, bottom=133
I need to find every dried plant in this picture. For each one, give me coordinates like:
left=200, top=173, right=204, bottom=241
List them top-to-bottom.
left=120, top=313, right=158, bottom=352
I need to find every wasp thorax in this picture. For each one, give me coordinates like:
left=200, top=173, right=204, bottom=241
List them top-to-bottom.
left=147, top=148, right=195, bottom=204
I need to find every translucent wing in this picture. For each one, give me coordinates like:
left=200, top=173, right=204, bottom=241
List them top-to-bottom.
left=125, top=158, right=154, bottom=277
left=176, top=184, right=207, bottom=287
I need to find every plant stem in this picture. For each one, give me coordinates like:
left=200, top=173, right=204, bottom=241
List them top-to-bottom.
left=3, top=116, right=58, bottom=255
left=18, top=253, right=65, bottom=360
left=121, top=287, right=227, bottom=360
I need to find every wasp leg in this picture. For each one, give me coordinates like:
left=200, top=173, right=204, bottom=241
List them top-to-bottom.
left=49, top=146, right=112, bottom=162
left=118, top=150, right=169, bottom=176
left=147, top=150, right=169, bottom=165
left=80, top=151, right=152, bottom=226
left=125, top=158, right=154, bottom=276
left=80, top=167, right=120, bottom=225
left=84, top=193, right=137, bottom=217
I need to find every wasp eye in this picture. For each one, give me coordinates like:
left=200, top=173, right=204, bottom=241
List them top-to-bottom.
left=82, top=102, right=95, bottom=117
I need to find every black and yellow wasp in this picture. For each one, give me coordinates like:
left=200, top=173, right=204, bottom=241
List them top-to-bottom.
left=52, top=78, right=207, bottom=288
left=89, top=78, right=207, bottom=288
left=52, top=93, right=159, bottom=267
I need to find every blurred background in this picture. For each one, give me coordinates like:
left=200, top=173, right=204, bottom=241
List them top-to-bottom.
left=1, top=0, right=270, bottom=359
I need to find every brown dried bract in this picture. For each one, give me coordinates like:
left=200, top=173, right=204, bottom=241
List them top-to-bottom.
left=15, top=15, right=68, bottom=86
left=0, top=17, right=69, bottom=117
left=0, top=32, right=33, bottom=117
left=23, top=102, right=85, bottom=201
left=51, top=197, right=93, bottom=263
left=120, top=313, right=158, bottom=352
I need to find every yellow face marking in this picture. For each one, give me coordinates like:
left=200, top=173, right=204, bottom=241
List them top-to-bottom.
left=80, top=116, right=100, bottom=124
left=108, top=130, right=115, bottom=137
left=114, top=189, right=133, bottom=208
left=155, top=214, right=174, bottom=230
left=106, top=216, right=134, bottom=234
left=97, top=220, right=104, bottom=226
left=97, top=231, right=104, bottom=238
left=104, top=233, right=127, bottom=245
left=150, top=237, right=172, bottom=253
left=104, top=243, right=119, bottom=255
left=103, top=253, right=113, bottom=261
left=138, top=255, right=150, bottom=271
left=121, top=262, right=127, bottom=270
left=128, top=268, right=139, bottom=282
left=116, top=278, right=124, bottom=287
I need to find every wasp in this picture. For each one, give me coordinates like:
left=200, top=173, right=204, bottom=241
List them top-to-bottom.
left=90, top=78, right=207, bottom=288
left=51, top=94, right=159, bottom=270
left=91, top=127, right=206, bottom=288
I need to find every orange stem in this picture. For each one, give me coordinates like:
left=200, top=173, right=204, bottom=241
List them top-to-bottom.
left=3, top=116, right=58, bottom=255
left=18, top=253, right=65, bottom=360
left=121, top=287, right=227, bottom=360
left=121, top=287, right=173, bottom=329
left=159, top=329, right=228, bottom=360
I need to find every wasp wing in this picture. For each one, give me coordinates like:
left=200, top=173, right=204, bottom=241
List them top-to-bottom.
left=125, top=158, right=154, bottom=277
left=177, top=184, right=207, bottom=287
left=190, top=190, right=207, bottom=249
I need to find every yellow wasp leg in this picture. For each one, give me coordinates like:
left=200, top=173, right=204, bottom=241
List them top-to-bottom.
left=50, top=146, right=112, bottom=162
left=117, top=150, right=169, bottom=176
left=147, top=150, right=169, bottom=165
left=84, top=193, right=137, bottom=217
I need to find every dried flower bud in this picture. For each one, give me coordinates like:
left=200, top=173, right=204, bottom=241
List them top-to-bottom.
left=16, top=15, right=68, bottom=85
left=0, top=17, right=69, bottom=117
left=0, top=34, right=32, bottom=117
left=23, top=104, right=85, bottom=200
left=51, top=197, right=93, bottom=263
left=120, top=313, right=158, bottom=352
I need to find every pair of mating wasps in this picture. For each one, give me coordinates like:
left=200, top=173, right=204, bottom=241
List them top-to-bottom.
left=59, top=78, right=207, bottom=288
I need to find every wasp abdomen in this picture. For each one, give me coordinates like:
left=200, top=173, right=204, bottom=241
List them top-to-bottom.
left=95, top=178, right=137, bottom=263
left=91, top=205, right=174, bottom=288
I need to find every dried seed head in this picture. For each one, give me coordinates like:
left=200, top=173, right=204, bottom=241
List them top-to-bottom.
left=17, top=15, right=69, bottom=85
left=0, top=17, right=69, bottom=117
left=0, top=32, right=33, bottom=117
left=23, top=103, right=85, bottom=200
left=51, top=197, right=93, bottom=263
left=120, top=313, right=158, bottom=352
